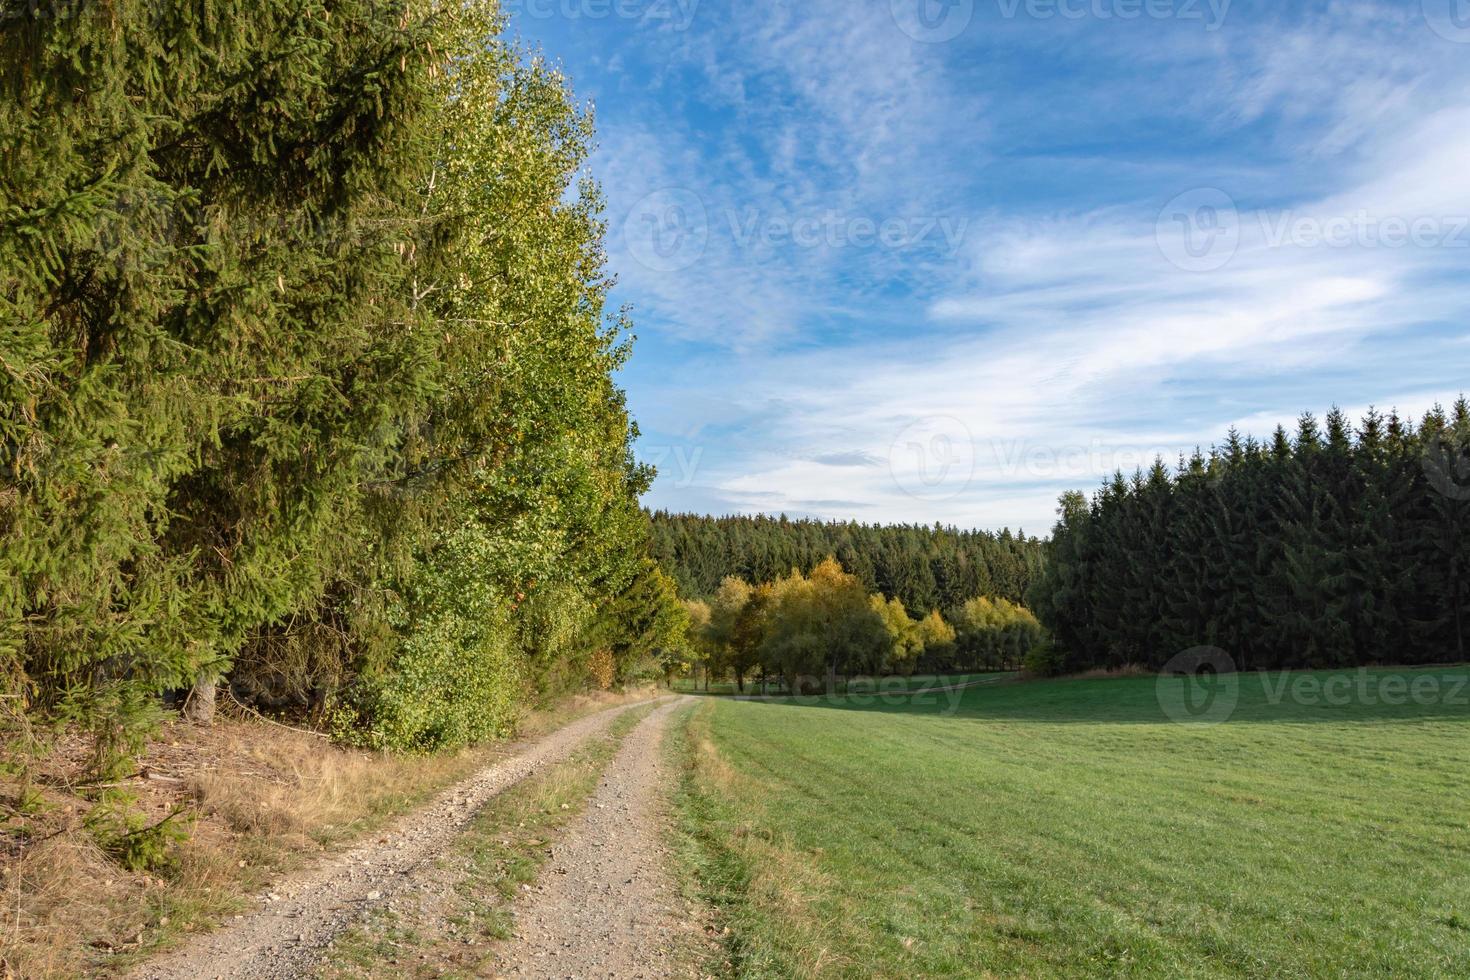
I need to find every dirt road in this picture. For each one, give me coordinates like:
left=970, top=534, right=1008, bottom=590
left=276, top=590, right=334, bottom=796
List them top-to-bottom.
left=128, top=697, right=680, bottom=980
left=488, top=697, right=702, bottom=978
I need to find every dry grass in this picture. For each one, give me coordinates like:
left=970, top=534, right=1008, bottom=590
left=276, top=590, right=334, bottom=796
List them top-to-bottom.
left=516, top=685, right=663, bottom=739
left=0, top=688, right=663, bottom=978
left=321, top=704, right=657, bottom=979
left=673, top=704, right=850, bottom=978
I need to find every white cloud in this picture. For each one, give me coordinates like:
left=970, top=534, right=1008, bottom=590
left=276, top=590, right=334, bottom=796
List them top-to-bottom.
left=604, top=2, right=1470, bottom=529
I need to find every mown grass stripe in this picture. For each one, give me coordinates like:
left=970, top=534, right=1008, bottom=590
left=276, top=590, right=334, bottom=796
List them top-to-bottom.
left=675, top=670, right=1470, bottom=978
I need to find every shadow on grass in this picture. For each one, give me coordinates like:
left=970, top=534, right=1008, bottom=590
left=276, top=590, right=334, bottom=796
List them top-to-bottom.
left=691, top=667, right=1470, bottom=726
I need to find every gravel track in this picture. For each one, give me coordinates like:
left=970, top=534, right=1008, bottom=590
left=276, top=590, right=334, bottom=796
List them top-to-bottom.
left=490, top=696, right=704, bottom=979
left=128, top=698, right=673, bottom=980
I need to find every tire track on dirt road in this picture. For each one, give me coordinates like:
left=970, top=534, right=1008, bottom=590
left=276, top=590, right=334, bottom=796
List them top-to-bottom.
left=488, top=696, right=706, bottom=979
left=129, top=697, right=675, bottom=980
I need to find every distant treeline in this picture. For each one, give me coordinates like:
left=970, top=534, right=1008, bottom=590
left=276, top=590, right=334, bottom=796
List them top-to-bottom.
left=1030, top=404, right=1470, bottom=674
left=648, top=512, right=1045, bottom=613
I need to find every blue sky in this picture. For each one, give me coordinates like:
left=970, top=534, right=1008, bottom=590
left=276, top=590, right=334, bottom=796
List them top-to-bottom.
left=509, top=0, right=1470, bottom=534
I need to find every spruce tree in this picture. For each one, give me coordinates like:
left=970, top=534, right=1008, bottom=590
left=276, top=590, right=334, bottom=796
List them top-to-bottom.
left=2, top=0, right=441, bottom=752
left=1032, top=400, right=1470, bottom=673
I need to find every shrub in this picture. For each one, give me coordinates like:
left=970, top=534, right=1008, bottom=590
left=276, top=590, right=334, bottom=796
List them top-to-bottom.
left=1022, top=642, right=1070, bottom=678
left=588, top=650, right=617, bottom=691
left=84, top=792, right=191, bottom=873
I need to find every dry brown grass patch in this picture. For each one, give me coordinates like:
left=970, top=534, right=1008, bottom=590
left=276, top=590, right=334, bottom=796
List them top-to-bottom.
left=517, top=685, right=662, bottom=739
left=1, top=688, right=665, bottom=977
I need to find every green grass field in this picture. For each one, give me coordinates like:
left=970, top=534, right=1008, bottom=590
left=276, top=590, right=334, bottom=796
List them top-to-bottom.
left=673, top=668, right=1470, bottom=978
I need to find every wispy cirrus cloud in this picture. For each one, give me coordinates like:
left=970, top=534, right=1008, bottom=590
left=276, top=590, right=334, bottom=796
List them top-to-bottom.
left=519, top=0, right=1470, bottom=530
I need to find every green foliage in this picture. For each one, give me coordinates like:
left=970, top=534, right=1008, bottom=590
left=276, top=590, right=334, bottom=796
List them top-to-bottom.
left=3, top=0, right=674, bottom=761
left=3, top=0, right=448, bottom=759
left=315, top=3, right=679, bottom=747
left=1032, top=403, right=1470, bottom=672
left=649, top=512, right=1045, bottom=611
left=340, top=527, right=526, bottom=751
left=691, top=558, right=1011, bottom=690
left=793, top=558, right=905, bottom=682
left=604, top=560, right=691, bottom=685
left=705, top=577, right=757, bottom=691
left=871, top=594, right=925, bottom=673
left=948, top=596, right=1045, bottom=673
left=679, top=598, right=712, bottom=683
left=866, top=598, right=958, bottom=676
left=912, top=608, right=957, bottom=669
left=1021, top=640, right=1070, bottom=678
left=50, top=682, right=164, bottom=780
left=85, top=792, right=191, bottom=873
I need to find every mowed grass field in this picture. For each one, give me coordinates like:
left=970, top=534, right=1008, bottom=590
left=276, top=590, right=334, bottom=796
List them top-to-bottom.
left=673, top=668, right=1470, bottom=978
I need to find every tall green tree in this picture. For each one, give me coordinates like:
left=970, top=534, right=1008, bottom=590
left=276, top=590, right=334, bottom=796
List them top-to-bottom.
left=2, top=0, right=443, bottom=759
left=3, top=0, right=673, bottom=763
left=1032, top=402, right=1470, bottom=673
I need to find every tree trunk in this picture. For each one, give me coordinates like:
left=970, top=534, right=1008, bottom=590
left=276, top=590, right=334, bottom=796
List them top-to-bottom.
left=184, top=673, right=217, bottom=725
